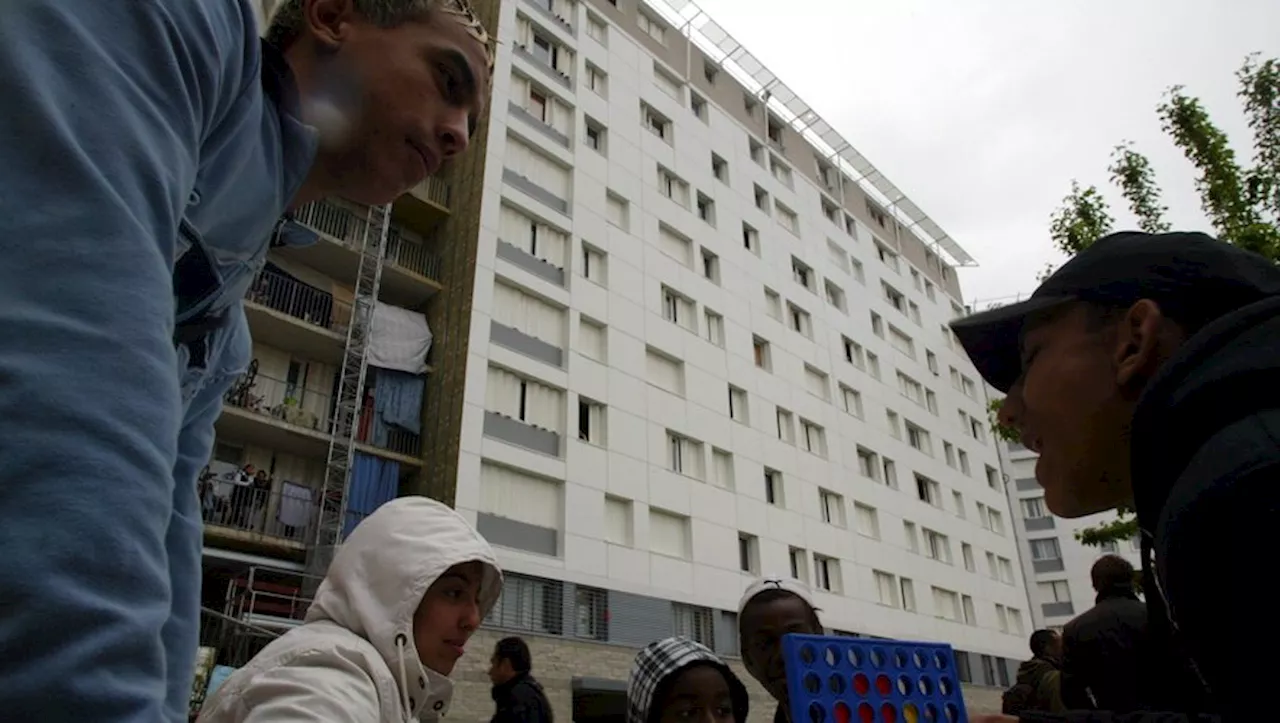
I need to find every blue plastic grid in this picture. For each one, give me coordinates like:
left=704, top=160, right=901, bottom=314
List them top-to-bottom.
left=782, top=634, right=968, bottom=723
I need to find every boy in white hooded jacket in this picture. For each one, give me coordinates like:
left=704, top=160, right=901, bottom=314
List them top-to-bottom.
left=199, top=496, right=503, bottom=722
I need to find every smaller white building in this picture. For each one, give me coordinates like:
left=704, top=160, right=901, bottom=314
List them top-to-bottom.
left=999, top=440, right=1142, bottom=630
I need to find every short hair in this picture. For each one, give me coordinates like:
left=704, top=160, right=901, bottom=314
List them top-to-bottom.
left=265, top=0, right=433, bottom=48
left=1091, top=554, right=1136, bottom=593
left=738, top=589, right=822, bottom=632
left=1029, top=629, right=1059, bottom=657
left=494, top=636, right=532, bottom=674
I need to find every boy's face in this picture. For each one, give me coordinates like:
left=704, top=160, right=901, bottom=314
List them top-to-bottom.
left=739, top=594, right=820, bottom=703
left=657, top=664, right=737, bottom=723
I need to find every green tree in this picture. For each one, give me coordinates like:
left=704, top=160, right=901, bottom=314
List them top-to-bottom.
left=1043, top=53, right=1280, bottom=547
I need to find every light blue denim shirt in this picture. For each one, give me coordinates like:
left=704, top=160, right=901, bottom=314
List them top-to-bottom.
left=0, top=1, right=317, bottom=720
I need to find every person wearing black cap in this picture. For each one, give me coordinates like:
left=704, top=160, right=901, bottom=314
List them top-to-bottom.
left=954, top=231, right=1280, bottom=723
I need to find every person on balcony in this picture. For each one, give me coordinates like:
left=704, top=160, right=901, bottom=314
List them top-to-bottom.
left=0, top=1, right=493, bottom=720
left=198, top=496, right=503, bottom=723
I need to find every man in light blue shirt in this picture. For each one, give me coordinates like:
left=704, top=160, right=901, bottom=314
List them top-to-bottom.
left=0, top=1, right=492, bottom=720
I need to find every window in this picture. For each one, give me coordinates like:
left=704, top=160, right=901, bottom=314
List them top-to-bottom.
left=637, top=11, right=666, bottom=43
left=586, top=12, right=607, bottom=42
left=703, top=59, right=718, bottom=84
left=585, top=63, right=607, bottom=96
left=653, top=63, right=683, bottom=101
left=527, top=89, right=548, bottom=122
left=690, top=92, right=707, bottom=121
left=643, top=104, right=672, bottom=141
left=766, top=116, right=784, bottom=147
left=584, top=117, right=606, bottom=153
left=748, top=137, right=764, bottom=165
left=711, top=153, right=728, bottom=182
left=770, top=156, right=793, bottom=187
left=657, top=165, right=688, bottom=206
left=753, top=184, right=769, bottom=211
left=605, top=191, right=628, bottom=229
left=696, top=193, right=716, bottom=226
left=821, top=198, right=839, bottom=224
left=775, top=203, right=799, bottom=234
left=500, top=204, right=568, bottom=267
left=742, top=223, right=759, bottom=255
left=658, top=224, right=693, bottom=268
left=827, top=239, right=850, bottom=272
left=581, top=243, right=606, bottom=285
left=876, top=243, right=900, bottom=272
left=701, top=248, right=720, bottom=282
left=791, top=257, right=814, bottom=290
left=825, top=280, right=847, bottom=312
left=926, top=280, right=936, bottom=301
left=883, top=282, right=906, bottom=313
left=660, top=286, right=695, bottom=332
left=908, top=301, right=922, bottom=325
left=788, top=303, right=812, bottom=338
left=703, top=309, right=724, bottom=347
left=870, top=311, right=884, bottom=338
left=577, top=316, right=606, bottom=361
left=889, top=326, right=916, bottom=359
left=752, top=336, right=771, bottom=370
left=843, top=337, right=866, bottom=368
left=646, top=347, right=685, bottom=396
left=926, top=350, right=939, bottom=375
left=804, top=365, right=829, bottom=400
left=484, top=367, right=564, bottom=434
left=898, top=372, right=925, bottom=406
left=961, top=375, right=978, bottom=400
left=728, top=385, right=748, bottom=424
left=840, top=385, right=864, bottom=417
left=926, top=390, right=939, bottom=415
left=578, top=398, right=605, bottom=445
left=775, top=408, right=795, bottom=444
left=886, top=409, right=901, bottom=439
left=801, top=419, right=826, bottom=457
left=906, top=421, right=932, bottom=455
left=666, top=432, right=704, bottom=480
left=856, top=447, right=880, bottom=482
left=710, top=448, right=734, bottom=489
left=958, top=449, right=971, bottom=475
left=882, top=457, right=898, bottom=488
left=986, top=465, right=1002, bottom=490
left=764, top=468, right=783, bottom=506
left=915, top=474, right=941, bottom=507
left=819, top=489, right=844, bottom=526
left=953, top=491, right=966, bottom=519
left=604, top=496, right=631, bottom=545
left=1021, top=497, right=1048, bottom=519
left=854, top=503, right=880, bottom=539
left=988, top=508, right=1005, bottom=536
left=903, top=521, right=919, bottom=553
left=922, top=528, right=952, bottom=564
left=738, top=533, right=759, bottom=573
left=1030, top=538, right=1062, bottom=561
left=961, top=543, right=976, bottom=572
left=788, top=547, right=808, bottom=583
left=986, top=551, right=998, bottom=579
left=813, top=554, right=840, bottom=592
left=998, top=557, right=1016, bottom=584
left=874, top=571, right=899, bottom=607
left=487, top=573, right=563, bottom=634
left=900, top=578, right=917, bottom=612
left=1040, top=580, right=1071, bottom=603
left=933, top=587, right=961, bottom=622
left=962, top=595, right=977, bottom=626
left=672, top=603, right=713, bottom=646
left=995, top=604, right=1009, bottom=633
left=1009, top=608, right=1025, bottom=635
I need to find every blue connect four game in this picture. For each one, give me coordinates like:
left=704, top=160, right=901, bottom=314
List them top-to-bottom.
left=782, top=634, right=967, bottom=723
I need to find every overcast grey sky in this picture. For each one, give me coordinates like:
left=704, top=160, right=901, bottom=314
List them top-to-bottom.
left=689, top=0, right=1280, bottom=305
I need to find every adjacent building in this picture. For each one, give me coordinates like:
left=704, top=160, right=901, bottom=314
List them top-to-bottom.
left=198, top=0, right=1037, bottom=717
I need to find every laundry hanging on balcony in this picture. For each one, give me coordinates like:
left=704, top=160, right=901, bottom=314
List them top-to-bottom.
left=367, top=302, right=433, bottom=374
left=343, top=453, right=400, bottom=538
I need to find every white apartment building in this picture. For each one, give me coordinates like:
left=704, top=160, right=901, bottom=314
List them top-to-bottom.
left=448, top=0, right=1032, bottom=684
left=1000, top=440, right=1143, bottom=630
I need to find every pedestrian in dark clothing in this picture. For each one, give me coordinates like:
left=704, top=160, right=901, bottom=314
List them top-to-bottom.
left=953, top=231, right=1280, bottom=723
left=1061, top=555, right=1152, bottom=711
left=1003, top=630, right=1065, bottom=716
left=489, top=636, right=554, bottom=723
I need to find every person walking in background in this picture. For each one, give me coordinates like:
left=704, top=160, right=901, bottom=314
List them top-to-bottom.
left=0, top=0, right=492, bottom=720
left=954, top=230, right=1280, bottom=722
left=197, top=497, right=503, bottom=722
left=1061, top=555, right=1151, bottom=712
left=736, top=577, right=824, bottom=723
left=1002, top=630, right=1065, bottom=716
left=489, top=636, right=554, bottom=723
left=627, top=637, right=750, bottom=723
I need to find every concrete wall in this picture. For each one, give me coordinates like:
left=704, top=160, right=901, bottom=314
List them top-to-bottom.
left=447, top=630, right=1006, bottom=722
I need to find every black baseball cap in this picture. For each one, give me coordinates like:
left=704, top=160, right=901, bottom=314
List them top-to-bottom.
left=951, top=231, right=1280, bottom=393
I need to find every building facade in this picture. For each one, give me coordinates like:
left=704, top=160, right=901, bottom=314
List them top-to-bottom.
left=197, top=0, right=1034, bottom=717
left=1000, top=440, right=1143, bottom=631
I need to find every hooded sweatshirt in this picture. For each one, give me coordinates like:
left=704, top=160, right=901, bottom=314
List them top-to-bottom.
left=198, top=496, right=502, bottom=723
left=627, top=637, right=749, bottom=723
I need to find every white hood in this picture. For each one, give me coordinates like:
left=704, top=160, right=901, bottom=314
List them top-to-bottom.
left=305, top=496, right=502, bottom=718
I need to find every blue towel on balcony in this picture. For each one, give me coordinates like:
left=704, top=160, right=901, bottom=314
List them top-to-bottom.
left=371, top=367, right=424, bottom=447
left=343, top=453, right=399, bottom=538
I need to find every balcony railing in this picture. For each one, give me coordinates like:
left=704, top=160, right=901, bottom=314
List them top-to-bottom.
left=412, top=176, right=451, bottom=208
left=293, top=200, right=443, bottom=282
left=246, top=268, right=350, bottom=335
left=224, top=364, right=332, bottom=434
left=356, top=395, right=421, bottom=457
left=200, top=479, right=318, bottom=545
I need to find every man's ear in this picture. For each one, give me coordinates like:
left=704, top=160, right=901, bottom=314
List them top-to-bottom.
left=302, top=0, right=359, bottom=50
left=1113, top=299, right=1166, bottom=389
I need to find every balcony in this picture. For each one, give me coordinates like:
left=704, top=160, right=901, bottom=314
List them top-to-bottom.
left=522, top=0, right=572, bottom=33
left=513, top=43, right=572, bottom=89
left=508, top=101, right=570, bottom=147
left=503, top=169, right=570, bottom=215
left=397, top=176, right=452, bottom=231
left=281, top=200, right=444, bottom=307
left=496, top=240, right=566, bottom=286
left=244, top=269, right=349, bottom=364
left=490, top=320, right=564, bottom=368
left=218, top=367, right=333, bottom=459
left=355, top=394, right=424, bottom=465
left=483, top=410, right=561, bottom=457
left=201, top=478, right=316, bottom=555
left=1025, top=516, right=1056, bottom=532
left=1032, top=557, right=1066, bottom=574
left=1041, top=601, right=1076, bottom=618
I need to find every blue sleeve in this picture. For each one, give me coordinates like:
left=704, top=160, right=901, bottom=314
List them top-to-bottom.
left=0, top=1, right=258, bottom=720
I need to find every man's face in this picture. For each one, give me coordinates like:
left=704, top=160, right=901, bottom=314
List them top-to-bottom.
left=301, top=1, right=491, bottom=204
left=999, top=304, right=1136, bottom=518
left=412, top=561, right=484, bottom=675
left=739, top=595, right=819, bottom=703
left=487, top=652, right=514, bottom=685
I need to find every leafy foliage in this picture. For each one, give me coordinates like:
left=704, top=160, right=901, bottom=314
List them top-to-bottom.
left=1045, top=54, right=1280, bottom=547
left=987, top=397, right=1019, bottom=444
